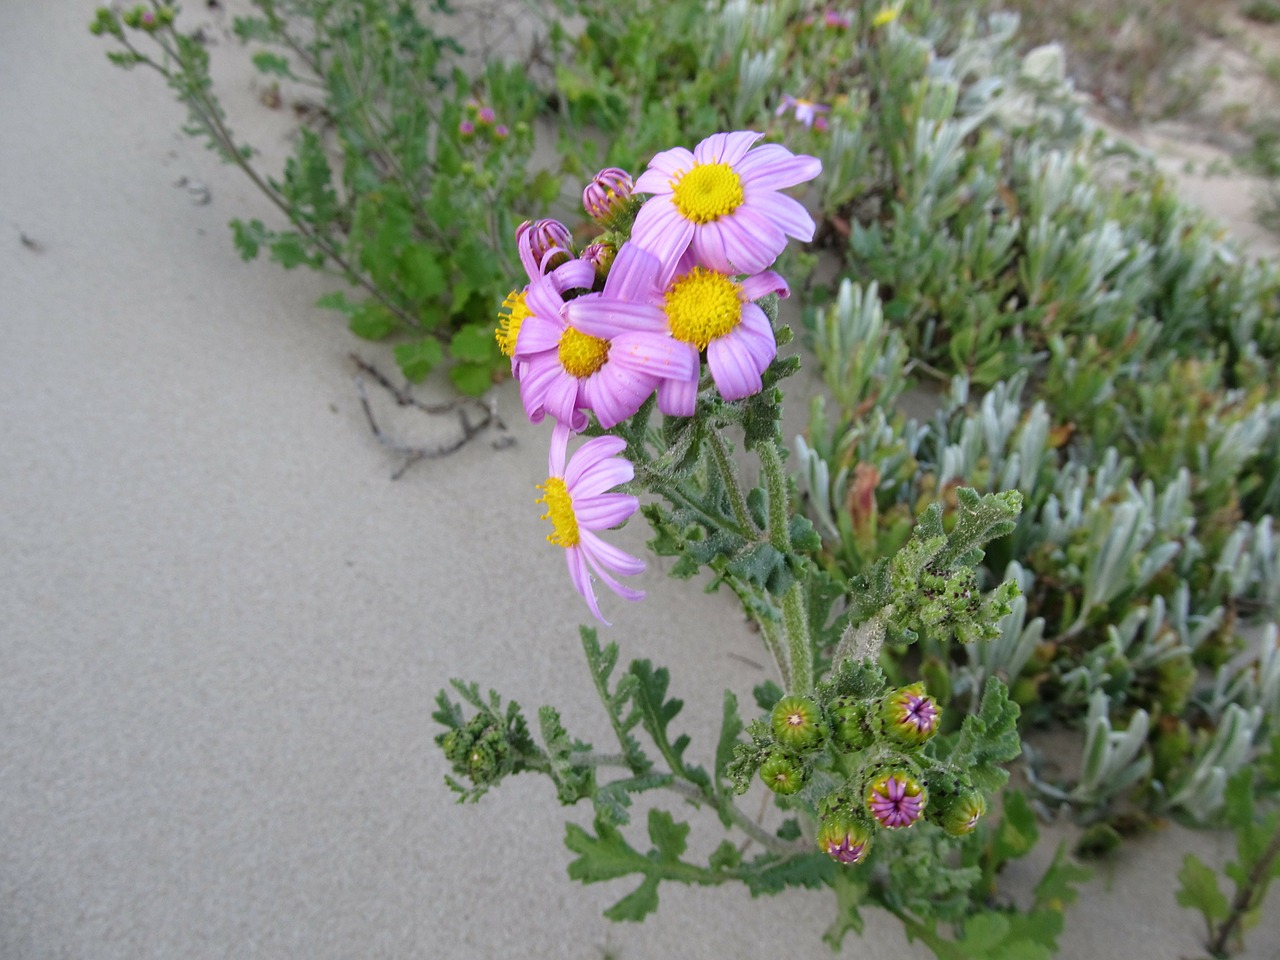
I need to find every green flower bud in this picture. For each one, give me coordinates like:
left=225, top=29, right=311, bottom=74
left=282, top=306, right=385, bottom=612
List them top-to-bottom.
left=878, top=682, right=941, bottom=746
left=771, top=695, right=827, bottom=751
left=829, top=696, right=872, bottom=751
left=759, top=750, right=808, bottom=795
left=928, top=787, right=986, bottom=836
left=816, top=811, right=873, bottom=864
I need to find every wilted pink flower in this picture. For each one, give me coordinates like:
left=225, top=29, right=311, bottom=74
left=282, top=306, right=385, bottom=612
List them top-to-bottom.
left=775, top=95, right=831, bottom=128
left=631, top=131, right=820, bottom=277
left=583, top=167, right=635, bottom=223
left=517, top=218, right=575, bottom=279
left=538, top=422, right=644, bottom=624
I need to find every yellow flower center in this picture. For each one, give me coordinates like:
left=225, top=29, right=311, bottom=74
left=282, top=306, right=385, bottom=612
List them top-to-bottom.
left=872, top=6, right=899, bottom=26
left=671, top=163, right=745, bottom=224
left=663, top=267, right=744, bottom=350
left=495, top=289, right=532, bottom=358
left=558, top=326, right=610, bottom=379
left=536, top=477, right=579, bottom=547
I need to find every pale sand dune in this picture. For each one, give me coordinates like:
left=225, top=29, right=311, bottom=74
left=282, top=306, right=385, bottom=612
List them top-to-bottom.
left=1, top=4, right=1276, bottom=958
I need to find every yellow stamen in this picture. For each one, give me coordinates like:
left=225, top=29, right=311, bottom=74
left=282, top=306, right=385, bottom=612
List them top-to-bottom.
left=872, top=6, right=898, bottom=26
left=671, top=163, right=745, bottom=224
left=663, top=267, right=744, bottom=350
left=495, top=289, right=532, bottom=358
left=558, top=326, right=610, bottom=379
left=536, top=477, right=579, bottom=547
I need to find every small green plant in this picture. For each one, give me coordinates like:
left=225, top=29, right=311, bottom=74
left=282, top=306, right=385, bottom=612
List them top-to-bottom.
left=91, top=0, right=564, bottom=393
left=1176, top=737, right=1280, bottom=958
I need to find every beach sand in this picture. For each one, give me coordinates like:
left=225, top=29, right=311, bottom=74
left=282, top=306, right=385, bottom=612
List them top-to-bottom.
left=1, top=3, right=1277, bottom=958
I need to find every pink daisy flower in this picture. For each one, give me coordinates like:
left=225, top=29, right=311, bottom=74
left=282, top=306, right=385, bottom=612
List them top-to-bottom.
left=775, top=95, right=831, bottom=128
left=630, top=130, right=821, bottom=277
left=515, top=245, right=697, bottom=430
left=656, top=256, right=789, bottom=414
left=537, top=422, right=645, bottom=624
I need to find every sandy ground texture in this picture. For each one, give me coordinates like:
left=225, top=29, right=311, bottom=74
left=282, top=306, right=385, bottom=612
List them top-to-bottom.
left=3, top=3, right=1279, bottom=959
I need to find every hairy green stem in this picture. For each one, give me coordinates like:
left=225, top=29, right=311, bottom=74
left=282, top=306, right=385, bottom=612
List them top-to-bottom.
left=708, top=429, right=757, bottom=535
left=758, top=439, right=791, bottom=554
left=782, top=583, right=813, bottom=694
left=759, top=615, right=791, bottom=689
left=663, top=779, right=810, bottom=857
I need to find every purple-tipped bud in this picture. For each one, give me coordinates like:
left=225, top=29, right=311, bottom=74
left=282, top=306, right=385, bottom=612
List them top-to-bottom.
left=477, top=106, right=496, bottom=125
left=458, top=120, right=475, bottom=138
left=494, top=124, right=510, bottom=139
left=582, top=167, right=635, bottom=224
left=516, top=219, right=574, bottom=277
left=580, top=242, right=616, bottom=285
left=879, top=682, right=940, bottom=746
left=771, top=695, right=826, bottom=752
left=829, top=696, right=872, bottom=751
left=759, top=750, right=807, bottom=795
left=865, top=770, right=927, bottom=828
left=933, top=789, right=986, bottom=836
left=816, top=811, right=873, bottom=864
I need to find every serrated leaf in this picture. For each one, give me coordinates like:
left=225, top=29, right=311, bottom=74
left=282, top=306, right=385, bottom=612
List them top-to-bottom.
left=251, top=51, right=292, bottom=77
left=230, top=218, right=266, bottom=261
left=268, top=232, right=316, bottom=269
left=400, top=245, right=446, bottom=303
left=348, top=302, right=400, bottom=341
left=394, top=338, right=444, bottom=383
left=449, top=361, right=492, bottom=396
left=753, top=680, right=784, bottom=713
left=714, top=690, right=744, bottom=791
left=991, top=790, right=1039, bottom=865
left=1032, top=842, right=1091, bottom=911
left=1176, top=854, right=1230, bottom=922
left=603, top=877, right=660, bottom=922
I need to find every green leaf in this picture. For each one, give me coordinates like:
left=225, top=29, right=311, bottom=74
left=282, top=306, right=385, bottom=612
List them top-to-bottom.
left=232, top=15, right=276, bottom=42
left=251, top=51, right=292, bottom=77
left=230, top=218, right=266, bottom=261
left=268, top=232, right=317, bottom=270
left=400, top=245, right=447, bottom=304
left=315, top=290, right=354, bottom=315
left=348, top=303, right=400, bottom=341
left=450, top=323, right=498, bottom=364
left=394, top=338, right=444, bottom=383
left=449, top=361, right=493, bottom=396
left=629, top=659, right=709, bottom=789
left=714, top=690, right=744, bottom=795
left=991, top=790, right=1039, bottom=866
left=1033, top=843, right=1092, bottom=911
left=1176, top=853, right=1231, bottom=923
left=823, top=869, right=868, bottom=949
left=603, top=877, right=660, bottom=922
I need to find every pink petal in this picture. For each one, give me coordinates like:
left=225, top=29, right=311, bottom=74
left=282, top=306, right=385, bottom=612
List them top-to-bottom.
left=694, top=131, right=762, bottom=166
left=636, top=146, right=695, bottom=187
left=736, top=150, right=822, bottom=191
left=746, top=190, right=816, bottom=242
left=631, top=199, right=695, bottom=274
left=715, top=210, right=785, bottom=275
left=689, top=220, right=734, bottom=274
left=602, top=242, right=664, bottom=303
left=549, top=258, right=595, bottom=293
left=739, top=269, right=790, bottom=302
left=525, top=279, right=568, bottom=328
left=564, top=297, right=667, bottom=340
left=733, top=305, right=779, bottom=369
left=513, top=312, right=564, bottom=358
left=708, top=329, right=766, bottom=400
left=608, top=331, right=700, bottom=381
left=583, top=362, right=656, bottom=428
left=543, top=369, right=585, bottom=429
left=658, top=373, right=698, bottom=417
left=548, top=420, right=571, bottom=477
left=566, top=434, right=631, bottom=490
left=570, top=458, right=634, bottom=500
left=574, top=492, right=639, bottom=529
left=579, top=528, right=646, bottom=577
left=583, top=545, right=646, bottom=603
left=565, top=546, right=607, bottom=624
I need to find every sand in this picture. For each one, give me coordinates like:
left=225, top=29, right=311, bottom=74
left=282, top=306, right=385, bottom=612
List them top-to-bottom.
left=1, top=3, right=1277, bottom=958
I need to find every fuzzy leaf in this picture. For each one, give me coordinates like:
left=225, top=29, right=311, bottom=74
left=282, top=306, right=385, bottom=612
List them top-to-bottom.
left=394, top=338, right=444, bottom=383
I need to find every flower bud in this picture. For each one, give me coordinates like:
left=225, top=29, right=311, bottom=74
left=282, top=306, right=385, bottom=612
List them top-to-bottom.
left=477, top=106, right=496, bottom=125
left=458, top=120, right=475, bottom=139
left=582, top=167, right=634, bottom=225
left=516, top=219, right=573, bottom=275
left=580, top=242, right=616, bottom=286
left=878, top=682, right=941, bottom=746
left=770, top=695, right=826, bottom=752
left=829, top=696, right=872, bottom=751
left=759, top=750, right=807, bottom=795
left=865, top=768, right=927, bottom=828
left=928, top=787, right=986, bottom=836
left=816, top=811, right=873, bottom=864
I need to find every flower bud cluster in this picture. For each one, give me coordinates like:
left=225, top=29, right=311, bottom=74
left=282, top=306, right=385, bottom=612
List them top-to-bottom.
left=458, top=101, right=509, bottom=141
left=737, top=672, right=985, bottom=865
left=437, top=714, right=515, bottom=787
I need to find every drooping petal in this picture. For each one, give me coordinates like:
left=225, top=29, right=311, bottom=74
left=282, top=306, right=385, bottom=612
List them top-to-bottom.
left=601, top=242, right=664, bottom=303
left=548, top=258, right=596, bottom=293
left=565, top=296, right=667, bottom=340
left=731, top=304, right=779, bottom=371
left=707, top=329, right=766, bottom=400
left=583, top=361, right=657, bottom=428
left=541, top=368, right=587, bottom=430
left=657, top=372, right=699, bottom=418
left=548, top=420, right=570, bottom=477
left=563, top=434, right=629, bottom=487
left=569, top=458, right=635, bottom=500
left=574, top=492, right=640, bottom=530
left=578, top=528, right=646, bottom=577
left=581, top=543, right=646, bottom=603
left=565, top=546, right=606, bottom=624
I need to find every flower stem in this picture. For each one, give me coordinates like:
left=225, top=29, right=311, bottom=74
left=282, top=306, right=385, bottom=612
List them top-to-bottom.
left=708, top=429, right=758, bottom=535
left=758, top=439, right=791, bottom=554
left=782, top=583, right=813, bottom=694
left=759, top=616, right=792, bottom=689
left=1208, top=819, right=1280, bottom=958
